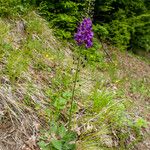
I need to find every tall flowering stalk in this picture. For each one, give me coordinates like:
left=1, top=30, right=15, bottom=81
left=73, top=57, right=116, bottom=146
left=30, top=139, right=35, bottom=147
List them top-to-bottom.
left=68, top=18, right=93, bottom=130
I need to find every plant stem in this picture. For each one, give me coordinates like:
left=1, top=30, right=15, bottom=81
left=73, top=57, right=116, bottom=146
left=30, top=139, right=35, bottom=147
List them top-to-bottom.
left=68, top=53, right=81, bottom=130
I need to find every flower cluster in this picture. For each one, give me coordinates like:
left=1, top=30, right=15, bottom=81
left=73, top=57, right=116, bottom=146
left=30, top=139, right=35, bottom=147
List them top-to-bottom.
left=74, top=18, right=94, bottom=48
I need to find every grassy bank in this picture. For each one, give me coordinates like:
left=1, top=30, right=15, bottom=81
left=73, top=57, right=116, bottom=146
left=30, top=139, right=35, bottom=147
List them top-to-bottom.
left=0, top=11, right=149, bottom=150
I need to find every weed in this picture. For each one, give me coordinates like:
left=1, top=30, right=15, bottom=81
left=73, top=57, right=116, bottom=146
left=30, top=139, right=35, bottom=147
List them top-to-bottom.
left=130, top=79, right=150, bottom=97
left=76, top=86, right=147, bottom=149
left=91, top=90, right=114, bottom=112
left=38, top=122, right=77, bottom=150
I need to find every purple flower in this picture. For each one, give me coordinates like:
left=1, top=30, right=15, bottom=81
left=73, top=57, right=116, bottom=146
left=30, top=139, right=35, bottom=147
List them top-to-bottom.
left=74, top=18, right=94, bottom=48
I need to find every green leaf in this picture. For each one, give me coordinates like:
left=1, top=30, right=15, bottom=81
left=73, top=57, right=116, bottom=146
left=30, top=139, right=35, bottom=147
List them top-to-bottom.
left=62, top=91, right=72, bottom=99
left=54, top=97, right=67, bottom=110
left=135, top=118, right=148, bottom=128
left=50, top=122, right=58, bottom=133
left=58, top=125, right=67, bottom=138
left=63, top=131, right=77, bottom=142
left=51, top=140, right=62, bottom=150
left=63, top=142, right=76, bottom=150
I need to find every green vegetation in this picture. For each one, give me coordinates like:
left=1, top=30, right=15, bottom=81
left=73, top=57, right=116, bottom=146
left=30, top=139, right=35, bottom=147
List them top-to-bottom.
left=0, top=0, right=149, bottom=52
left=30, top=0, right=150, bottom=53
left=0, top=1, right=149, bottom=150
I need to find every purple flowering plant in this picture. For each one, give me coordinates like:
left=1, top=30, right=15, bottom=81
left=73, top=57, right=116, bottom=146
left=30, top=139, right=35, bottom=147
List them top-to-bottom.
left=68, top=18, right=94, bottom=130
left=74, top=18, right=94, bottom=48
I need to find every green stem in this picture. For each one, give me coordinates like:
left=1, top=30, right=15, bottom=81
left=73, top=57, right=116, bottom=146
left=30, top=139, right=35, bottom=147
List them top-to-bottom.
left=68, top=53, right=81, bottom=130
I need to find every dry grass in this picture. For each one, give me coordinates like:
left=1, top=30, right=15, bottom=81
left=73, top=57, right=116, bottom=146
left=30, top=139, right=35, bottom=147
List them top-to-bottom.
left=0, top=11, right=73, bottom=150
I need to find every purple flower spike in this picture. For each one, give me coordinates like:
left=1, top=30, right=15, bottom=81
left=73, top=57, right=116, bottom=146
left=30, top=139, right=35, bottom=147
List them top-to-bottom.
left=74, top=18, right=94, bottom=48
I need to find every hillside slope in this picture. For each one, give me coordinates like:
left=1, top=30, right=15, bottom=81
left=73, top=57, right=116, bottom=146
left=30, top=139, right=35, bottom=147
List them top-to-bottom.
left=0, top=11, right=149, bottom=150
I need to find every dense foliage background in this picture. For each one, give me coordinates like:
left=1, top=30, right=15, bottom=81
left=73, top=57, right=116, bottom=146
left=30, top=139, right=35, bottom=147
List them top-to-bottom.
left=0, top=0, right=150, bottom=52
left=34, top=0, right=150, bottom=52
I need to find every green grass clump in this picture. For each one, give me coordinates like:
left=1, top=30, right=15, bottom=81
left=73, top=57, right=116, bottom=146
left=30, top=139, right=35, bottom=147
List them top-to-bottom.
left=4, top=49, right=30, bottom=81
left=130, top=79, right=150, bottom=97
left=77, top=86, right=147, bottom=149
left=92, top=90, right=114, bottom=112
